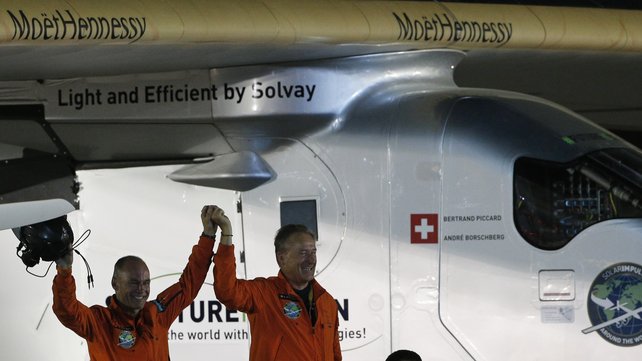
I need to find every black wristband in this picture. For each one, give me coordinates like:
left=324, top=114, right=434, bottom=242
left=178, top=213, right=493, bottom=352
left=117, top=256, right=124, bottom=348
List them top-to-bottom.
left=201, top=232, right=216, bottom=240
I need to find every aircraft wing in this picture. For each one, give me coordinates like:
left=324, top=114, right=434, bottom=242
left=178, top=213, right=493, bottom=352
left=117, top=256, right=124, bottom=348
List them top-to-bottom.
left=1, top=0, right=642, bottom=228
left=1, top=1, right=640, bottom=130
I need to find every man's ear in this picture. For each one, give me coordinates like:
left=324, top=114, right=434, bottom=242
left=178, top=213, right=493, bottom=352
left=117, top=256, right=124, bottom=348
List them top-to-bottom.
left=275, top=252, right=284, bottom=268
left=111, top=277, right=117, bottom=291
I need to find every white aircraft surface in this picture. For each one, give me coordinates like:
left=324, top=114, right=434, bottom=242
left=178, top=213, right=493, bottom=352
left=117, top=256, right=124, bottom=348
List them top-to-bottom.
left=1, top=1, right=642, bottom=360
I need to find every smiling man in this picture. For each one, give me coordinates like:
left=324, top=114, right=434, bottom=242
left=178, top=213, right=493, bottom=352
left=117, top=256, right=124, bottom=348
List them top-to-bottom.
left=51, top=205, right=223, bottom=360
left=211, top=210, right=342, bottom=361
left=111, top=256, right=151, bottom=317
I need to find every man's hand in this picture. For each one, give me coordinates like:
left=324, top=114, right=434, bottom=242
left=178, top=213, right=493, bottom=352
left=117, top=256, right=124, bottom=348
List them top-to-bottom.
left=201, top=205, right=221, bottom=236
left=202, top=205, right=233, bottom=245
left=55, top=249, right=73, bottom=269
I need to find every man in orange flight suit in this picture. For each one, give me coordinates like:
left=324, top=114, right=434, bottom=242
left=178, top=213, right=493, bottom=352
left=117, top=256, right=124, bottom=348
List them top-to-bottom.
left=52, top=205, right=227, bottom=361
left=211, top=207, right=342, bottom=361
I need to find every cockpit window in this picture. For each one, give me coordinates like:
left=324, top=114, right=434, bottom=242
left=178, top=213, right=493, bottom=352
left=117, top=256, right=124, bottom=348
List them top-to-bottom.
left=514, top=148, right=642, bottom=250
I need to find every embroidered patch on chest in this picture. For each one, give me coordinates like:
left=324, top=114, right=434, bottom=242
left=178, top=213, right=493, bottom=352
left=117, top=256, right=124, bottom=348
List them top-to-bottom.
left=283, top=301, right=302, bottom=319
left=118, top=329, right=136, bottom=349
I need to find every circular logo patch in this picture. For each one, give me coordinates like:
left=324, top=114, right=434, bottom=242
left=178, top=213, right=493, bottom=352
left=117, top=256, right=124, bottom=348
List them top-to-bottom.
left=585, top=262, right=642, bottom=346
left=283, top=301, right=302, bottom=319
left=118, top=329, right=136, bottom=349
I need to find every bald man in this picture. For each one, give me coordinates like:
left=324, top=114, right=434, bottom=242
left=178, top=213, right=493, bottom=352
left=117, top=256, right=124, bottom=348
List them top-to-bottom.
left=52, top=205, right=226, bottom=361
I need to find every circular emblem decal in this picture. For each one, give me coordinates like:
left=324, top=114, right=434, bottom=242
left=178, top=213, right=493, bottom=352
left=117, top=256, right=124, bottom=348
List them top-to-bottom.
left=586, top=262, right=642, bottom=346
left=283, top=301, right=302, bottom=319
left=118, top=329, right=136, bottom=349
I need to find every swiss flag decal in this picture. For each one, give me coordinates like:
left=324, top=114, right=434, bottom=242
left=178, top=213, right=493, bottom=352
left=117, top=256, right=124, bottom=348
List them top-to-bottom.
left=411, top=214, right=438, bottom=244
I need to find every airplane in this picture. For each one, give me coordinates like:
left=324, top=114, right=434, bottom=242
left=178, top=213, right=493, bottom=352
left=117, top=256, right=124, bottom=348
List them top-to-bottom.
left=1, top=1, right=642, bottom=360
left=582, top=297, right=642, bottom=335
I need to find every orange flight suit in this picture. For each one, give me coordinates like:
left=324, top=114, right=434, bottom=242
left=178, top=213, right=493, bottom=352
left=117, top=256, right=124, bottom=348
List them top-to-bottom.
left=52, top=236, right=214, bottom=361
left=214, top=243, right=342, bottom=361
